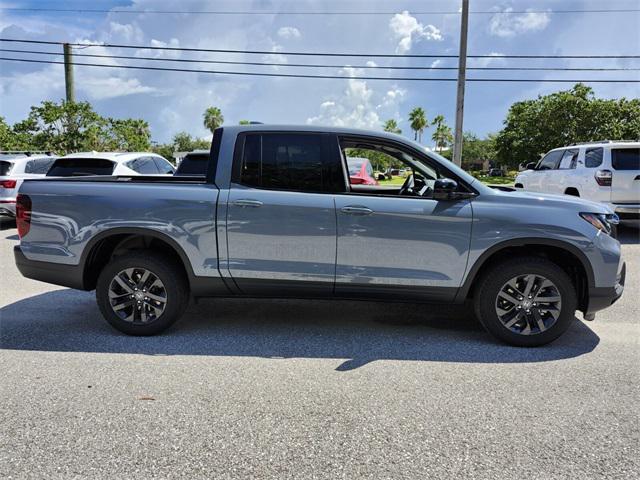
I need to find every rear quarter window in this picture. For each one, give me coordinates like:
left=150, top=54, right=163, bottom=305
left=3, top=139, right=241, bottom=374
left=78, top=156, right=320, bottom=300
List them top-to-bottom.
left=584, top=148, right=603, bottom=168
left=611, top=148, right=640, bottom=170
left=47, top=158, right=115, bottom=176
left=0, top=161, right=13, bottom=175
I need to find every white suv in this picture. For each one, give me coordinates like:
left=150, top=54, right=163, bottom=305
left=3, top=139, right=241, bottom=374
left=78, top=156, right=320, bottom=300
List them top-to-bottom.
left=515, top=141, right=639, bottom=226
left=0, top=152, right=57, bottom=217
left=46, top=152, right=175, bottom=177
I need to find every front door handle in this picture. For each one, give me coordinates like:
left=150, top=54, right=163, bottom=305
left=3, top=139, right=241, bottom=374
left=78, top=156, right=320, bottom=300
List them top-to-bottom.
left=233, top=199, right=263, bottom=208
left=341, top=205, right=373, bottom=215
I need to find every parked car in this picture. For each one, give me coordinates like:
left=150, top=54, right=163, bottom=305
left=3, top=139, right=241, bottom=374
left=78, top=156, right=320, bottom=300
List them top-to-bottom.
left=14, top=125, right=625, bottom=347
left=515, top=141, right=639, bottom=226
left=174, top=150, right=209, bottom=176
left=0, top=151, right=57, bottom=217
left=46, top=152, right=175, bottom=177
left=346, top=157, right=378, bottom=185
left=489, top=168, right=504, bottom=177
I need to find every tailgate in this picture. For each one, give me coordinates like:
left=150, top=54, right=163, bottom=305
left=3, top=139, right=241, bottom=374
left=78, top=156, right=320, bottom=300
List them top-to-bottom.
left=611, top=147, right=640, bottom=203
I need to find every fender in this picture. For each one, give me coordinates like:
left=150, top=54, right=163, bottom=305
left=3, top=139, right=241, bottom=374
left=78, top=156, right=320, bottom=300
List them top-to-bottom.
left=454, top=237, right=596, bottom=302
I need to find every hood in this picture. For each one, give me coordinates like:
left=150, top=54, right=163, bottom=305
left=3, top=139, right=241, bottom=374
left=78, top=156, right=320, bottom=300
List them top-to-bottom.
left=492, top=188, right=613, bottom=214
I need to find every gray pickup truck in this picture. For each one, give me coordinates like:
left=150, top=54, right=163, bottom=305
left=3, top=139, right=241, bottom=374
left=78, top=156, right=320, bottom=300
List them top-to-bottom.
left=14, top=125, right=625, bottom=346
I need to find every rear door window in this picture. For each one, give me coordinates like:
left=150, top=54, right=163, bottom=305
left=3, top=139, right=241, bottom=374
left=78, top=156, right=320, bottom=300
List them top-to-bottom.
left=234, top=133, right=345, bottom=193
left=584, top=148, right=603, bottom=168
left=611, top=148, right=640, bottom=170
left=558, top=149, right=579, bottom=169
left=537, top=150, right=563, bottom=170
left=129, top=157, right=160, bottom=174
left=153, top=157, right=175, bottom=174
left=25, top=158, right=56, bottom=174
left=47, top=158, right=115, bottom=176
left=0, top=161, right=13, bottom=175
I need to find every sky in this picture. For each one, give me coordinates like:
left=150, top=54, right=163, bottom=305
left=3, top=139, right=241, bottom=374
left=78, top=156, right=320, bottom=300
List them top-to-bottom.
left=0, top=0, right=639, bottom=146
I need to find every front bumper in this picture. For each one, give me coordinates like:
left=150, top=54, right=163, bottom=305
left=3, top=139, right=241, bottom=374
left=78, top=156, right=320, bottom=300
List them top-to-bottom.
left=0, top=199, right=16, bottom=217
left=610, top=204, right=640, bottom=226
left=14, top=245, right=86, bottom=290
left=586, top=262, right=625, bottom=315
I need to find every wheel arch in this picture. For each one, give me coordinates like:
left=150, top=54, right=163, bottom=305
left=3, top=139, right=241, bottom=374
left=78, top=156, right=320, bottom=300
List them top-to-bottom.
left=80, top=227, right=195, bottom=291
left=457, top=238, right=595, bottom=311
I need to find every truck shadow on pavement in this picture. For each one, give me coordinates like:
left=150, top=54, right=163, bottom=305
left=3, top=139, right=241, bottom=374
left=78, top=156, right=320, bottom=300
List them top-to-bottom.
left=0, top=289, right=600, bottom=370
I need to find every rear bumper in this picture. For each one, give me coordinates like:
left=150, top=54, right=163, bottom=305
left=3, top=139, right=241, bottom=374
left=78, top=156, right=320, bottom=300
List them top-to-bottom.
left=14, top=245, right=86, bottom=290
left=586, top=262, right=625, bottom=315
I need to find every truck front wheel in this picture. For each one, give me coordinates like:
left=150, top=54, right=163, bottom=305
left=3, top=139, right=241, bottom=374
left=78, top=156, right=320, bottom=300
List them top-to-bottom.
left=96, top=251, right=189, bottom=335
left=473, top=257, right=578, bottom=347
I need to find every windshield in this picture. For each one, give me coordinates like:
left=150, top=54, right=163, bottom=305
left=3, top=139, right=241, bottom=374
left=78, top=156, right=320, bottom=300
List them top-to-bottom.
left=346, top=158, right=365, bottom=175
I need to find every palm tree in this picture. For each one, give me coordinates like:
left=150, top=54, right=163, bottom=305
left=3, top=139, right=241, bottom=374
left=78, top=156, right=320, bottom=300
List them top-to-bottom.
left=203, top=107, right=224, bottom=134
left=408, top=107, right=428, bottom=143
left=431, top=115, right=454, bottom=152
left=382, top=119, right=402, bottom=134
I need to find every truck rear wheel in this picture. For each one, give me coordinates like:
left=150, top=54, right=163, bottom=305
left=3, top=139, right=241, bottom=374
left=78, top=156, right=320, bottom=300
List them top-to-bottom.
left=96, top=251, right=189, bottom=335
left=473, top=257, right=577, bottom=347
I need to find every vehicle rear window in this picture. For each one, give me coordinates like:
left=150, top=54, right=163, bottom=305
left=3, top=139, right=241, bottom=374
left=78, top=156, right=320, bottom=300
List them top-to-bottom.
left=234, top=133, right=345, bottom=193
left=611, top=148, right=640, bottom=170
left=175, top=153, right=209, bottom=176
left=25, top=158, right=56, bottom=174
left=47, top=158, right=115, bottom=176
left=0, top=161, right=12, bottom=175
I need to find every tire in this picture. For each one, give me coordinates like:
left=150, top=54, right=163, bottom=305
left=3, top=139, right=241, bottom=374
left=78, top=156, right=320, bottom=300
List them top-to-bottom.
left=96, top=251, right=189, bottom=336
left=473, top=256, right=577, bottom=347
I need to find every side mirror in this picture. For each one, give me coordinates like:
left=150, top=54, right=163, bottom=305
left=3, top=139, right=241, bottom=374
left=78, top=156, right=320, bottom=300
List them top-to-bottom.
left=526, top=162, right=537, bottom=170
left=433, top=178, right=458, bottom=200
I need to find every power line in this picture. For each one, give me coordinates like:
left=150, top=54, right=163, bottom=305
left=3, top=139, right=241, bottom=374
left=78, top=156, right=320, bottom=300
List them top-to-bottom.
left=2, top=7, right=639, bottom=15
left=2, top=38, right=640, bottom=59
left=3, top=48, right=638, bottom=72
left=2, top=57, right=638, bottom=83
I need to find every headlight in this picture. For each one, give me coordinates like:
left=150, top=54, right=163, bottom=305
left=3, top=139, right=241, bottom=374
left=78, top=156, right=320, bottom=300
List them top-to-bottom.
left=580, top=212, right=619, bottom=235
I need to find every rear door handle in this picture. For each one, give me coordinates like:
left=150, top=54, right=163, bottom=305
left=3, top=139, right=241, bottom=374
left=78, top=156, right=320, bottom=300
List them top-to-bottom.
left=233, top=199, right=263, bottom=208
left=341, top=205, right=373, bottom=215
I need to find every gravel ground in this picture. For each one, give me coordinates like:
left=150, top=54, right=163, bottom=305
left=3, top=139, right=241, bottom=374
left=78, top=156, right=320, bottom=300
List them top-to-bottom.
left=1, top=221, right=638, bottom=479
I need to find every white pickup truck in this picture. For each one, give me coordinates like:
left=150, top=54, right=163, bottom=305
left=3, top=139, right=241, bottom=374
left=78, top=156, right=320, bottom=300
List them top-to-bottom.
left=514, top=141, right=640, bottom=227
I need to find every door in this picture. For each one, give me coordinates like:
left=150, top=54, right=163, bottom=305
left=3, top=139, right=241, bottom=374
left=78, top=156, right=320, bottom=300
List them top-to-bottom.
left=226, top=132, right=345, bottom=295
left=333, top=136, right=473, bottom=301
left=610, top=147, right=640, bottom=203
left=549, top=149, right=579, bottom=194
left=526, top=150, right=563, bottom=192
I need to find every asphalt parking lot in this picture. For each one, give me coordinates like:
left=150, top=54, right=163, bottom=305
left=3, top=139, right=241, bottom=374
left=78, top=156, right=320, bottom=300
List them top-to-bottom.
left=1, top=221, right=638, bottom=479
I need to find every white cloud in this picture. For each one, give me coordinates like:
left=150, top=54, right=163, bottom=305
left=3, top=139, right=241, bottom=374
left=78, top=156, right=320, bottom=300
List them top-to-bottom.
left=489, top=8, right=551, bottom=37
left=389, top=11, right=443, bottom=54
left=107, top=21, right=144, bottom=43
left=277, top=26, right=301, bottom=39
left=468, top=52, right=506, bottom=68
left=366, top=61, right=378, bottom=68
left=307, top=70, right=405, bottom=129
left=79, top=77, right=157, bottom=100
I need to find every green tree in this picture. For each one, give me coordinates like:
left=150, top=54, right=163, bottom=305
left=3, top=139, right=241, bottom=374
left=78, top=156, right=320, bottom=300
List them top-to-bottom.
left=495, top=83, right=640, bottom=168
left=203, top=106, right=224, bottom=134
left=408, top=107, right=428, bottom=143
left=431, top=115, right=454, bottom=152
left=0, top=116, right=33, bottom=150
left=105, top=118, right=151, bottom=151
left=382, top=119, right=402, bottom=134
left=238, top=120, right=251, bottom=125
left=172, top=131, right=210, bottom=151
left=459, top=132, right=497, bottom=169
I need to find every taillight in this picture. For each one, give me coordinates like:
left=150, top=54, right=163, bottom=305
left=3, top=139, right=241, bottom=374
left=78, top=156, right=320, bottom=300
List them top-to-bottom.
left=595, top=169, right=612, bottom=187
left=0, top=179, right=17, bottom=189
left=16, top=194, right=32, bottom=238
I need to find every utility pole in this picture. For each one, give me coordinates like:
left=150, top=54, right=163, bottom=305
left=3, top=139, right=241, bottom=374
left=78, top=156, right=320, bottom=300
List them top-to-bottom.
left=453, top=0, right=469, bottom=167
left=63, top=43, right=75, bottom=103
